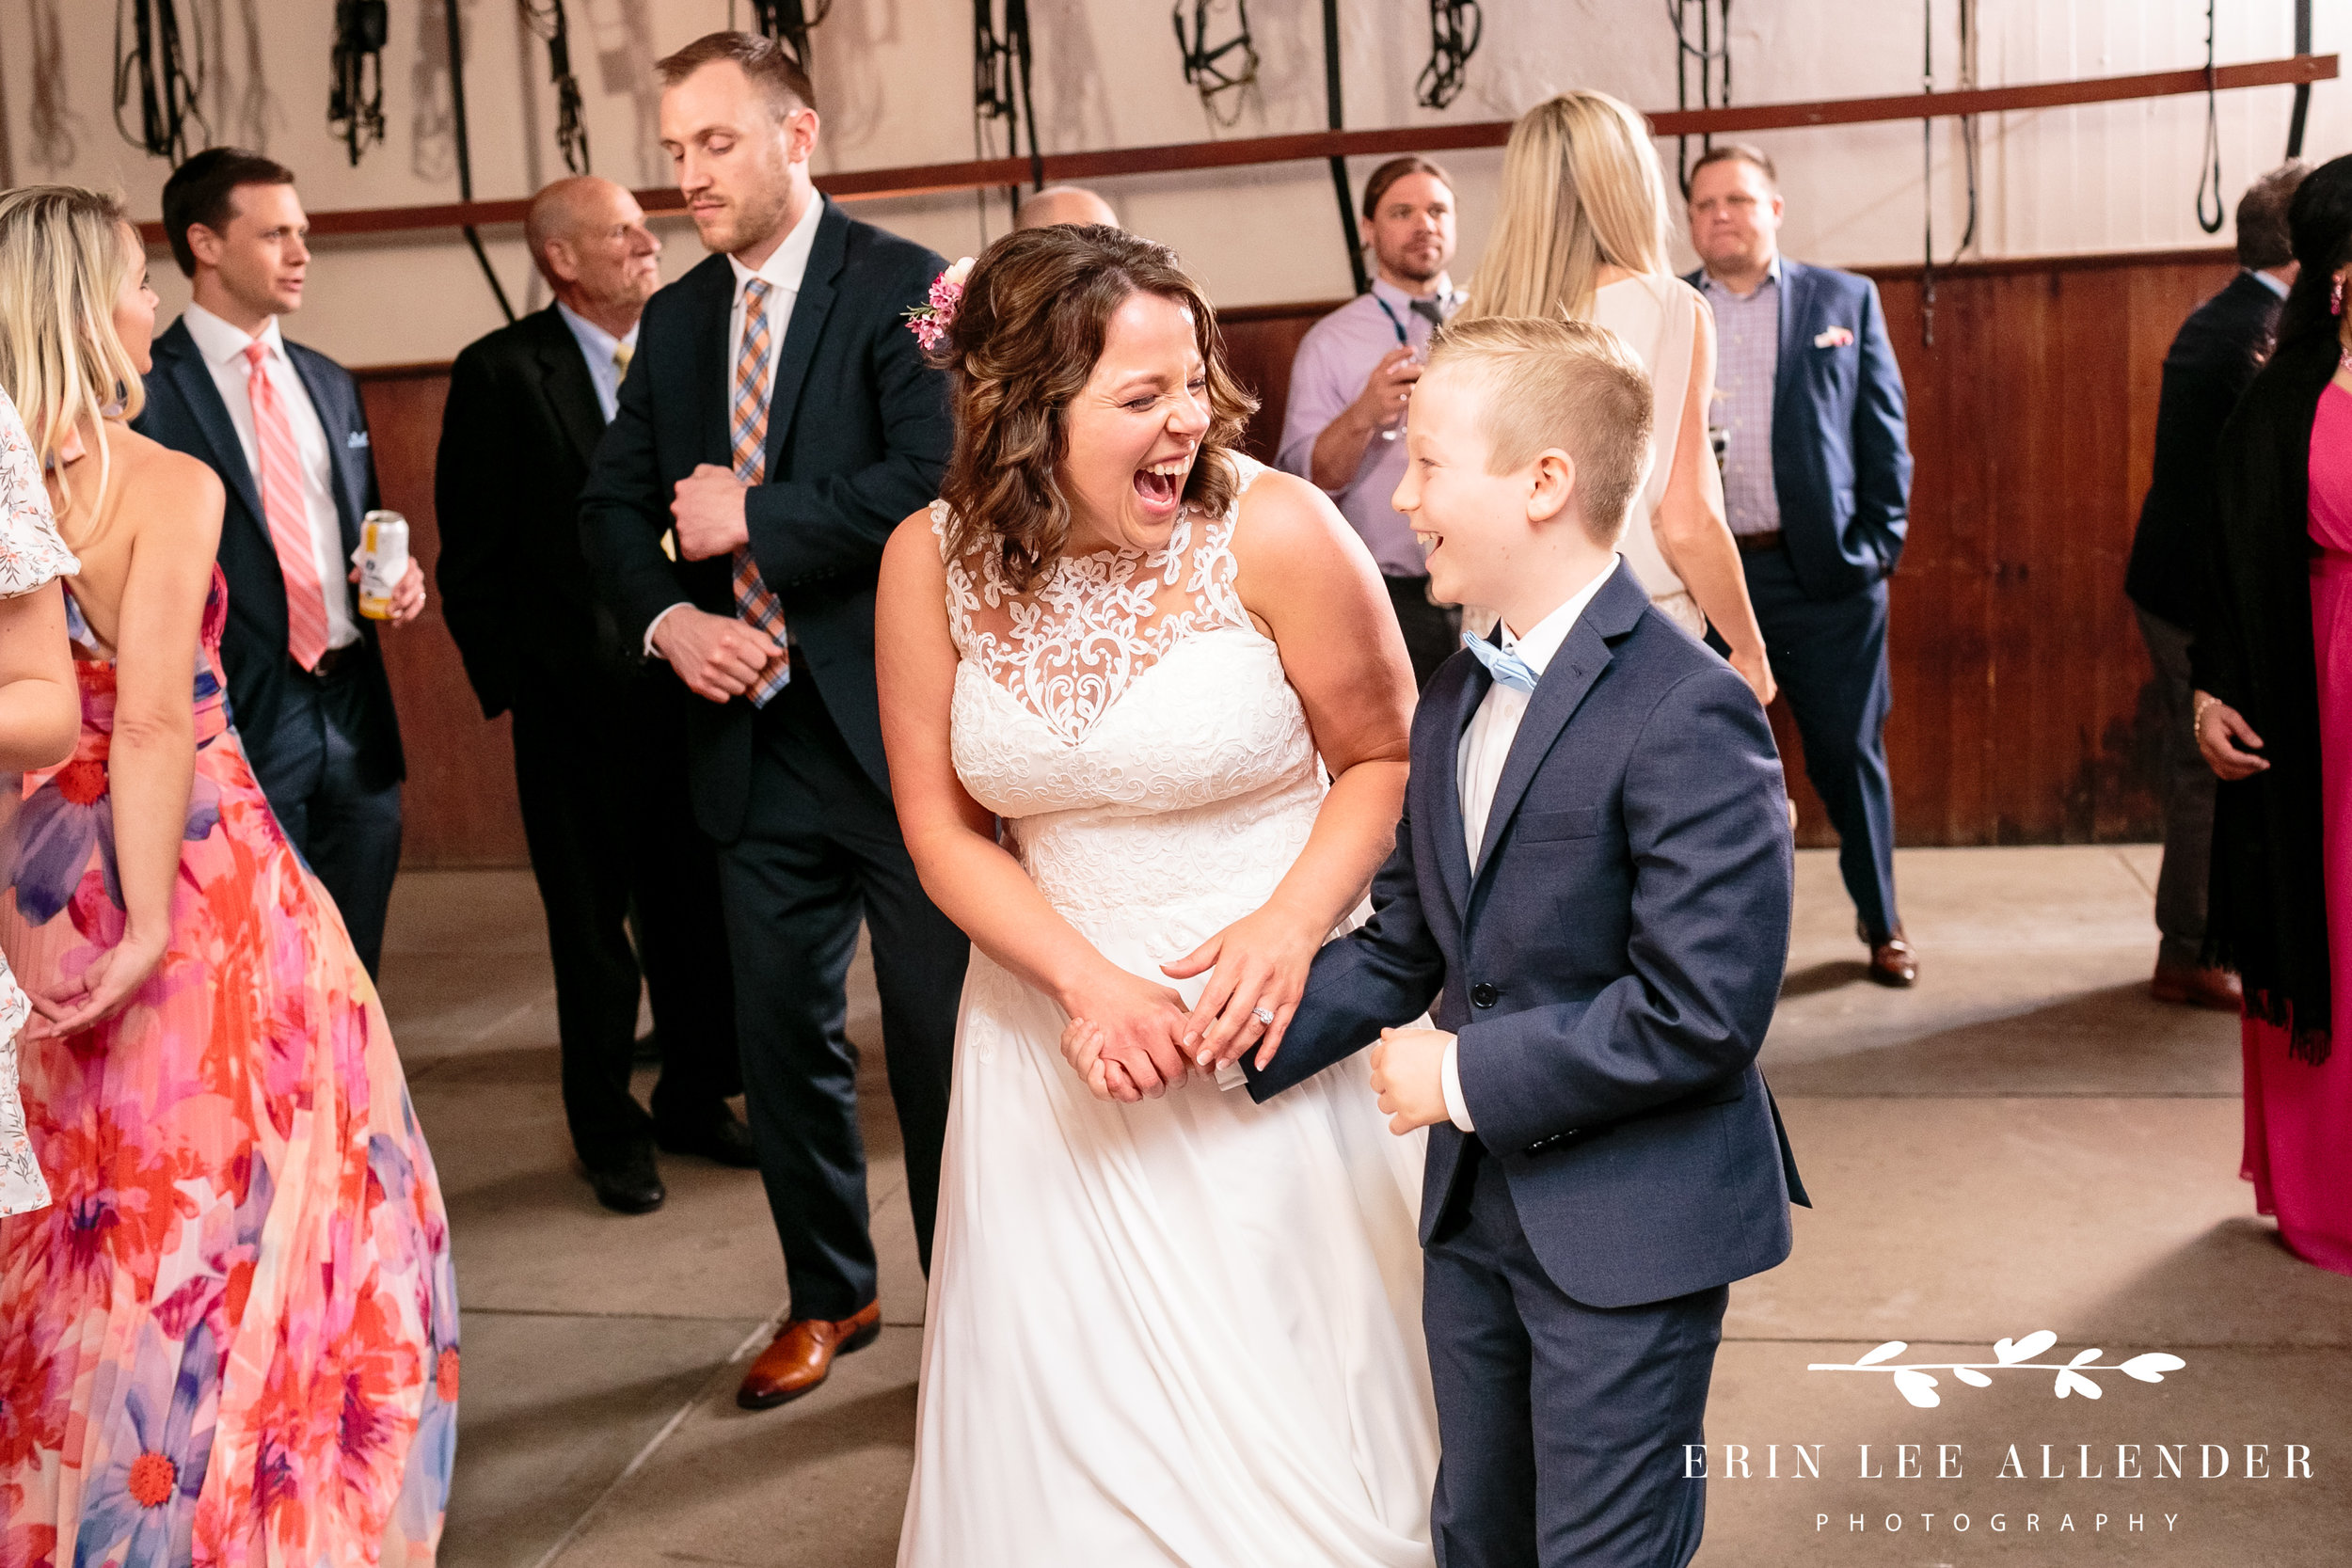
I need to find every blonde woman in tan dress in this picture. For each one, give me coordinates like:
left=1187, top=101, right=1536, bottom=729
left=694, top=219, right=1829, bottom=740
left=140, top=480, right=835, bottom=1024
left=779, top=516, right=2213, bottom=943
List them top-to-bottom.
left=1458, top=89, right=1776, bottom=708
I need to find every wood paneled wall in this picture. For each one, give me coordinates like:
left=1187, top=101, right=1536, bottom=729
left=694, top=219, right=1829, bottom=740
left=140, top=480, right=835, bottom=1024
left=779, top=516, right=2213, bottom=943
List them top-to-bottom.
left=362, top=246, right=2233, bottom=865
left=1847, top=250, right=2232, bottom=848
left=356, top=366, right=529, bottom=868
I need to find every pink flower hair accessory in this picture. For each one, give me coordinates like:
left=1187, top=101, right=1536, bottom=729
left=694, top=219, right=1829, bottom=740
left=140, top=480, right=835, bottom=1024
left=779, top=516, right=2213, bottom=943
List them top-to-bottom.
left=906, top=256, right=977, bottom=353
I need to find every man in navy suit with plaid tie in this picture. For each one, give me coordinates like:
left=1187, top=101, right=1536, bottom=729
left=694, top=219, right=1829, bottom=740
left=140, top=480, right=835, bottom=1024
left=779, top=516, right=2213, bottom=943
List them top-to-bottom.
left=580, top=31, right=967, bottom=1409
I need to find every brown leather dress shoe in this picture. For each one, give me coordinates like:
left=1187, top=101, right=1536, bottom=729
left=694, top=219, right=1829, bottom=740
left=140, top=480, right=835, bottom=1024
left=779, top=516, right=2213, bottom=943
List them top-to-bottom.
left=1867, top=928, right=1919, bottom=988
left=2150, top=958, right=2243, bottom=1011
left=736, top=1301, right=882, bottom=1410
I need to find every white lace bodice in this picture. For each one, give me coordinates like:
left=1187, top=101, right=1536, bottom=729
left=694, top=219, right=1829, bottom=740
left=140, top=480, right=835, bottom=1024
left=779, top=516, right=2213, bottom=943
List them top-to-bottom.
left=938, top=454, right=1325, bottom=944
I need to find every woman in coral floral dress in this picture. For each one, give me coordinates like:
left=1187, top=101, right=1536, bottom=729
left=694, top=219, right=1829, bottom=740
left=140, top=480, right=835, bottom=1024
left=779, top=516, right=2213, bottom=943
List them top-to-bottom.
left=0, top=187, right=457, bottom=1564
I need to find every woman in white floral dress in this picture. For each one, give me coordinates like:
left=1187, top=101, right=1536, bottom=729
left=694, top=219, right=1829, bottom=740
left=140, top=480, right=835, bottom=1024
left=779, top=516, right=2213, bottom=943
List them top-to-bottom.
left=0, top=384, right=86, bottom=1215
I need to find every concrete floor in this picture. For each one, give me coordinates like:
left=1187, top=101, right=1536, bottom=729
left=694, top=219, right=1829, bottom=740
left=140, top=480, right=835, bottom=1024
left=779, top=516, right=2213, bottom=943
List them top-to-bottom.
left=379, top=846, right=2352, bottom=1568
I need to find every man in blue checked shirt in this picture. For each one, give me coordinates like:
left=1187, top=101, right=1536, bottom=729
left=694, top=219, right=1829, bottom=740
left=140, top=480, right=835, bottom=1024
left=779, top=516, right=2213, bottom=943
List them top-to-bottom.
left=1685, top=143, right=1919, bottom=988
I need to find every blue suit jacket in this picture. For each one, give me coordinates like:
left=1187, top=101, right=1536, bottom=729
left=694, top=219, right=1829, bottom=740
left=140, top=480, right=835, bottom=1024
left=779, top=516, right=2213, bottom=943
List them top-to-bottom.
left=1686, top=259, right=1913, bottom=601
left=134, top=317, right=405, bottom=795
left=1248, top=562, right=1806, bottom=1309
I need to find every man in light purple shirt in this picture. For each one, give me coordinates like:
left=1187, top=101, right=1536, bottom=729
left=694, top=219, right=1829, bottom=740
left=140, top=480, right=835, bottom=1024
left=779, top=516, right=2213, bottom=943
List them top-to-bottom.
left=1278, top=156, right=1464, bottom=687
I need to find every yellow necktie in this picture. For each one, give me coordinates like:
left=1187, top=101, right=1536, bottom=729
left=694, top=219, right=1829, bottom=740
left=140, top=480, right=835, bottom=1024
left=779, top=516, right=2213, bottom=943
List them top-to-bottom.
left=612, top=341, right=634, bottom=376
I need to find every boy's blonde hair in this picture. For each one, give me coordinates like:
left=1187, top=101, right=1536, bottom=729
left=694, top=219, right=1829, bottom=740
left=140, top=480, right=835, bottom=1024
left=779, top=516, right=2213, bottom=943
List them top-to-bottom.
left=1457, top=90, right=1673, bottom=326
left=1424, top=316, right=1655, bottom=546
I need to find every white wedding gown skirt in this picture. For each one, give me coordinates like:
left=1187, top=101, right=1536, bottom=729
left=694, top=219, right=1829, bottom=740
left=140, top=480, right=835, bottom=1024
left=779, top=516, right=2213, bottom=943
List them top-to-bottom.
left=900, top=477, right=1438, bottom=1567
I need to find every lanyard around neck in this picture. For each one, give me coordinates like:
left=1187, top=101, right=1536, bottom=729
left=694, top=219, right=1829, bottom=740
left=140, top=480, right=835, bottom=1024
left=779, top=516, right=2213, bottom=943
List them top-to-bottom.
left=1370, top=288, right=1454, bottom=346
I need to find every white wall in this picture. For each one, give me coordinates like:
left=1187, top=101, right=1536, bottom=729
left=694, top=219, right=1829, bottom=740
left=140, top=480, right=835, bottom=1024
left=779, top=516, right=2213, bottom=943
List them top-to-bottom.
left=3, top=0, right=2344, bottom=367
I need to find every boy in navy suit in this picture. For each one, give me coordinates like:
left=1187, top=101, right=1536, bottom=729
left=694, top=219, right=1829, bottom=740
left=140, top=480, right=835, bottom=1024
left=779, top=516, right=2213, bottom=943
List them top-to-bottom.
left=1245, top=317, right=1805, bottom=1568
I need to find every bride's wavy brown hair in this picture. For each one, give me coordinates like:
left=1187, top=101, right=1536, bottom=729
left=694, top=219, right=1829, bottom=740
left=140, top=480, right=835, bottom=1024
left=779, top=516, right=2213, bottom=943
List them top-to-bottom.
left=930, top=224, right=1257, bottom=591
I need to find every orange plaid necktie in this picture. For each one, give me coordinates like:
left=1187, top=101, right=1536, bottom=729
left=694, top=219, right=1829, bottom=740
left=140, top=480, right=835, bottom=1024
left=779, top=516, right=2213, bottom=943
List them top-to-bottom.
left=729, top=278, right=790, bottom=705
left=242, top=342, right=332, bottom=670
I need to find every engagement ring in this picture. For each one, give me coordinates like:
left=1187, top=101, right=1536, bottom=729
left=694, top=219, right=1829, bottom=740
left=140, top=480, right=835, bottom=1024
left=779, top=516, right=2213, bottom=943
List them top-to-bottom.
left=1250, top=1006, right=1274, bottom=1025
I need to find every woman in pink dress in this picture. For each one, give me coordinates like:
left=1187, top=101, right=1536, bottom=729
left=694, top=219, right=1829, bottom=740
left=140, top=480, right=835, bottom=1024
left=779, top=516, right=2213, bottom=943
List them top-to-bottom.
left=2195, top=153, right=2352, bottom=1276
left=0, top=187, right=456, bottom=1562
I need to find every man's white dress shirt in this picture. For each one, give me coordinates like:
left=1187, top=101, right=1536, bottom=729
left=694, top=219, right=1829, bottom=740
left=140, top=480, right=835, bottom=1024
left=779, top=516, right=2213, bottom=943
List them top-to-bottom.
left=645, top=196, right=825, bottom=656
left=555, top=301, right=640, bottom=424
left=182, top=302, right=359, bottom=650
left=1439, top=558, right=1619, bottom=1132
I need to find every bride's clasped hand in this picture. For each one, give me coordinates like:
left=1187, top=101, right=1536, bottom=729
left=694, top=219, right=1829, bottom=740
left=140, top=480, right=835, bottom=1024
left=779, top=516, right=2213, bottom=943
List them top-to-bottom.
left=1059, top=895, right=1329, bottom=1099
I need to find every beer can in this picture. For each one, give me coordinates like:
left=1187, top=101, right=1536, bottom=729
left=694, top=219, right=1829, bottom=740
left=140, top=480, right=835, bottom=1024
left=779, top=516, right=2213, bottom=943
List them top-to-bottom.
left=356, top=511, right=410, bottom=620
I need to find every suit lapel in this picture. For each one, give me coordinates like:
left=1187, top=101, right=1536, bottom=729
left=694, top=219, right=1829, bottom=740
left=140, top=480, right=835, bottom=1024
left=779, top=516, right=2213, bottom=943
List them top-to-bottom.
left=760, top=199, right=848, bottom=480
left=689, top=258, right=735, bottom=472
left=1772, top=258, right=1809, bottom=410
left=532, top=308, right=609, bottom=465
left=158, top=324, right=266, bottom=531
left=285, top=345, right=361, bottom=554
left=1469, top=564, right=1646, bottom=885
left=1434, top=657, right=1487, bottom=920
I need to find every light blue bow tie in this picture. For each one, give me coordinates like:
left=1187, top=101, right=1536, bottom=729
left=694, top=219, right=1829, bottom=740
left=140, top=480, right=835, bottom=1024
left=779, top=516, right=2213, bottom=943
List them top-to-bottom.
left=1462, top=632, right=1539, bottom=694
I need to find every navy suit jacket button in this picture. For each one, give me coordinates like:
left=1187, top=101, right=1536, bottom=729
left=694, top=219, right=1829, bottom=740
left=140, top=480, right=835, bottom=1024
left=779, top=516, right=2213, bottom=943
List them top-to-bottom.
left=1470, top=982, right=1498, bottom=1008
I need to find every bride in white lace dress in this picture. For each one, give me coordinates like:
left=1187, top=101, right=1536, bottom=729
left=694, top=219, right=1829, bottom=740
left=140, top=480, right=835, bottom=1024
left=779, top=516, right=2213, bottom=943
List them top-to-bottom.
left=877, top=227, right=1438, bottom=1564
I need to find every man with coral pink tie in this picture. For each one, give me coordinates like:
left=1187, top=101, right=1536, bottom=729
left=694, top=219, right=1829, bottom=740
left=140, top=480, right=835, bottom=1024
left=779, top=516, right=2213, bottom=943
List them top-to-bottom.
left=136, top=149, right=424, bottom=977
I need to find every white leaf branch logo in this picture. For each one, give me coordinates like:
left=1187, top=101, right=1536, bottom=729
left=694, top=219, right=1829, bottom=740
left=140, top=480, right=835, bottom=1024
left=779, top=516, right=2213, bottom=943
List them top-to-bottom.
left=1809, top=1332, right=2187, bottom=1409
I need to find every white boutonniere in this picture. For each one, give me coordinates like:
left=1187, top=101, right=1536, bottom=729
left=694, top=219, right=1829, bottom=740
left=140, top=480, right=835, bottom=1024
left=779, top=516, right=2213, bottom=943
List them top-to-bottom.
left=1813, top=326, right=1855, bottom=349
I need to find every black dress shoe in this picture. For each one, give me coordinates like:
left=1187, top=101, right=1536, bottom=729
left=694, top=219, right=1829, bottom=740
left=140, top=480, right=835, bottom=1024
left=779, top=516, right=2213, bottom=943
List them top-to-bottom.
left=655, top=1110, right=760, bottom=1169
left=584, top=1145, right=665, bottom=1214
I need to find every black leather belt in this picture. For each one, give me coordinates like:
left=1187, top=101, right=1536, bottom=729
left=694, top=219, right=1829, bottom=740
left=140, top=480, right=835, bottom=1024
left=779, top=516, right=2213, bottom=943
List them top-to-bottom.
left=1735, top=529, right=1785, bottom=555
left=297, top=642, right=363, bottom=680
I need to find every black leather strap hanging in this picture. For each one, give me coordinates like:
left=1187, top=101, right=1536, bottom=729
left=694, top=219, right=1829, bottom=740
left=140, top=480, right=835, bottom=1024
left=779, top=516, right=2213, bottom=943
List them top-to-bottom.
left=114, top=0, right=209, bottom=163
left=328, top=0, right=388, bottom=166
left=443, top=0, right=516, bottom=325
left=519, top=0, right=592, bottom=174
left=749, top=0, right=830, bottom=79
left=975, top=0, right=1045, bottom=205
left=1173, top=0, right=1260, bottom=130
left=1320, top=0, right=1369, bottom=295
left=1416, top=0, right=1481, bottom=111
left=1669, top=0, right=1731, bottom=198
left=1921, top=0, right=1936, bottom=347
left=2194, top=0, right=2225, bottom=234
left=2287, top=0, right=2312, bottom=157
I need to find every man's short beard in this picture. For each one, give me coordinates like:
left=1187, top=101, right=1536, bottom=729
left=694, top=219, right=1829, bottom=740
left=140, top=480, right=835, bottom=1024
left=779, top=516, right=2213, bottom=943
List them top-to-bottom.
left=703, top=173, right=794, bottom=258
left=1378, top=247, right=1445, bottom=286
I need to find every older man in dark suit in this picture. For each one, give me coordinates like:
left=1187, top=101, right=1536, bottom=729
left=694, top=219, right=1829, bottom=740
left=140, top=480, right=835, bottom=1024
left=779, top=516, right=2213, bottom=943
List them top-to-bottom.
left=580, top=32, right=967, bottom=1410
left=1685, top=144, right=1916, bottom=987
left=135, top=148, right=423, bottom=978
left=2124, top=162, right=2307, bottom=1011
left=437, top=176, right=746, bottom=1216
